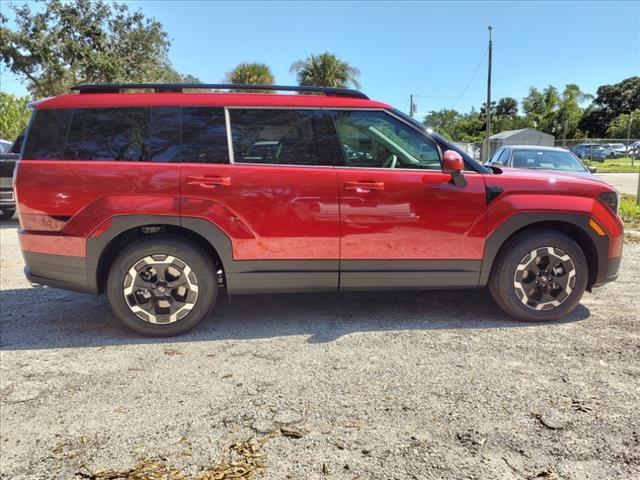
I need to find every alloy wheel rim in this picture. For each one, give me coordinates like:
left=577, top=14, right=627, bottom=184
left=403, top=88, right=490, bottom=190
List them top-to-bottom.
left=513, top=247, right=576, bottom=311
left=123, top=254, right=199, bottom=324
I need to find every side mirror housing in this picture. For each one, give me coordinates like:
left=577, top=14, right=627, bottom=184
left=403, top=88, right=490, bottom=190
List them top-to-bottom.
left=443, top=150, right=467, bottom=186
left=588, top=166, right=597, bottom=173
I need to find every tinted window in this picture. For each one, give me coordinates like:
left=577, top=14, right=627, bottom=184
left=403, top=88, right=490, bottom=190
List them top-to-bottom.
left=149, top=106, right=181, bottom=163
left=64, top=107, right=150, bottom=161
left=181, top=107, right=228, bottom=164
left=23, top=109, right=73, bottom=159
left=230, top=109, right=324, bottom=165
left=332, top=110, right=440, bottom=169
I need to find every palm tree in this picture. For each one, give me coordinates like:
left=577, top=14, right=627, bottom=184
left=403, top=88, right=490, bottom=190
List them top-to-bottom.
left=290, top=52, right=361, bottom=89
left=225, top=63, right=275, bottom=91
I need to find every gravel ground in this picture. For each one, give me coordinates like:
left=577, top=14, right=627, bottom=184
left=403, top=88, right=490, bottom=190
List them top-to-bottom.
left=1, top=219, right=639, bottom=480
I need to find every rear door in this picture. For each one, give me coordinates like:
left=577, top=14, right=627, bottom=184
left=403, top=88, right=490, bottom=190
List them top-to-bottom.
left=180, top=107, right=340, bottom=293
left=330, top=110, right=487, bottom=289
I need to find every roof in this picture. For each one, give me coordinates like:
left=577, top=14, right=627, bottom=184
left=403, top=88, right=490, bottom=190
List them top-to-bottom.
left=32, top=92, right=390, bottom=110
left=490, top=128, right=554, bottom=140
left=504, top=145, right=570, bottom=152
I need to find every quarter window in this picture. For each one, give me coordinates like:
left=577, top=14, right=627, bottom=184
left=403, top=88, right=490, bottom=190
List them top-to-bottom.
left=64, top=107, right=150, bottom=161
left=23, top=109, right=74, bottom=160
left=229, top=109, right=324, bottom=166
left=331, top=111, right=441, bottom=169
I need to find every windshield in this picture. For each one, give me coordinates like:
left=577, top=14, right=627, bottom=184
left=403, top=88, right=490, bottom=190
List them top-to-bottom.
left=511, top=149, right=588, bottom=172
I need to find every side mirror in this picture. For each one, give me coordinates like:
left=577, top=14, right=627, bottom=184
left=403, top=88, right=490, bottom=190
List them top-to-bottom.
left=443, top=150, right=467, bottom=186
left=588, top=166, right=597, bottom=173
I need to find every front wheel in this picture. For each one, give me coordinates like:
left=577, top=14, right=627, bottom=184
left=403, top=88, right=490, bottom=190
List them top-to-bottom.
left=489, top=229, right=588, bottom=322
left=106, top=236, right=218, bottom=336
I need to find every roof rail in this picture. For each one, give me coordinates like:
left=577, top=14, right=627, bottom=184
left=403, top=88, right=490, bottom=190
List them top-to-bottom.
left=71, top=83, right=369, bottom=99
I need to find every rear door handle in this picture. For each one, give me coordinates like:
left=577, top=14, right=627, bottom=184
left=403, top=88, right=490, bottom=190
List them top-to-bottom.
left=186, top=175, right=231, bottom=187
left=344, top=181, right=384, bottom=192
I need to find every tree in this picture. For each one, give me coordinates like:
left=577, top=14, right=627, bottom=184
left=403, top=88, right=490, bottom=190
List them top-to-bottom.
left=0, top=0, right=192, bottom=98
left=290, top=52, right=361, bottom=89
left=225, top=63, right=275, bottom=90
left=579, top=76, right=640, bottom=137
left=556, top=84, right=591, bottom=140
left=0, top=93, right=31, bottom=141
left=496, top=97, right=518, bottom=117
left=606, top=109, right=640, bottom=139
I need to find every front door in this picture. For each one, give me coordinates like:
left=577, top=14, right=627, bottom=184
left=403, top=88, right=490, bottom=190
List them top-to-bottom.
left=180, top=107, right=340, bottom=293
left=330, top=110, right=487, bottom=289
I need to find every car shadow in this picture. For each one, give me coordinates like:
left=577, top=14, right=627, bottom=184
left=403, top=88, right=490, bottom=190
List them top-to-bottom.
left=0, top=218, right=19, bottom=230
left=0, top=286, right=591, bottom=350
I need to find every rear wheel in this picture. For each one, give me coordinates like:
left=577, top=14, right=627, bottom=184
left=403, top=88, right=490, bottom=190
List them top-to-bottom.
left=0, top=208, right=15, bottom=221
left=489, top=229, right=588, bottom=322
left=106, top=236, right=218, bottom=336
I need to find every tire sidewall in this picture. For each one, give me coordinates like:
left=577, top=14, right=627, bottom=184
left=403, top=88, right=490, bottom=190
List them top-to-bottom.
left=490, top=231, right=588, bottom=322
left=107, top=237, right=217, bottom=336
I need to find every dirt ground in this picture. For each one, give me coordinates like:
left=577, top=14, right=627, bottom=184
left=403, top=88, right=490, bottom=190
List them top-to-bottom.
left=1, top=218, right=639, bottom=480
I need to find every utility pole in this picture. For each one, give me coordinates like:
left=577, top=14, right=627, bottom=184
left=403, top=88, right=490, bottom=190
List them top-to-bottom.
left=484, top=25, right=493, bottom=162
left=409, top=94, right=416, bottom=118
left=627, top=114, right=634, bottom=167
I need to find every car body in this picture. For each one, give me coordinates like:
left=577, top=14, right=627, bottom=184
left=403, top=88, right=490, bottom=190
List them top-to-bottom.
left=15, top=83, right=624, bottom=336
left=628, top=141, right=640, bottom=158
left=486, top=145, right=595, bottom=174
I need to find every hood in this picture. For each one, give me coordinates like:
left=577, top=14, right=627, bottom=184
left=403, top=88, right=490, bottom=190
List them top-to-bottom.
left=488, top=167, right=616, bottom=196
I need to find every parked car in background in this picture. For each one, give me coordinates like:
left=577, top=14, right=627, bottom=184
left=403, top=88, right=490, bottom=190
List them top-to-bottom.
left=14, top=83, right=623, bottom=336
left=0, top=135, right=23, bottom=220
left=0, top=139, right=12, bottom=153
left=627, top=141, right=640, bottom=159
left=571, top=143, right=608, bottom=162
left=600, top=143, right=627, bottom=158
left=486, top=146, right=596, bottom=174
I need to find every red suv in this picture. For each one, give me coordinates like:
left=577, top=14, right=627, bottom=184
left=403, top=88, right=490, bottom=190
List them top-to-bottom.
left=15, top=84, right=623, bottom=336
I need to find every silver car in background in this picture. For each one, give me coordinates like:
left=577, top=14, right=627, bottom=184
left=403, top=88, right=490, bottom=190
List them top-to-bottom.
left=485, top=145, right=596, bottom=174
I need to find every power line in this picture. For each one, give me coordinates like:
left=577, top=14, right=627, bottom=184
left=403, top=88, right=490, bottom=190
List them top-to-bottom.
left=451, top=46, right=489, bottom=110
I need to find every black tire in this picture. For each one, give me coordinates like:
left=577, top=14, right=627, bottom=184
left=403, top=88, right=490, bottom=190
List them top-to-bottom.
left=0, top=209, right=15, bottom=221
left=489, top=229, right=588, bottom=322
left=106, top=235, right=218, bottom=336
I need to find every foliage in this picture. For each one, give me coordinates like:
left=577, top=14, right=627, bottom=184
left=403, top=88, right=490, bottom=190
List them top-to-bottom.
left=0, top=0, right=192, bottom=98
left=290, top=52, right=360, bottom=89
left=225, top=63, right=275, bottom=91
left=579, top=77, right=640, bottom=137
left=0, top=92, right=31, bottom=142
left=606, top=109, right=640, bottom=138
left=620, top=194, right=640, bottom=228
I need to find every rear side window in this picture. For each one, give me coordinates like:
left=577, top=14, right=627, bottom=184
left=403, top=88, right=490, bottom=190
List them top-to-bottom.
left=149, top=106, right=181, bottom=163
left=180, top=107, right=228, bottom=164
left=23, top=109, right=73, bottom=159
left=229, top=109, right=325, bottom=166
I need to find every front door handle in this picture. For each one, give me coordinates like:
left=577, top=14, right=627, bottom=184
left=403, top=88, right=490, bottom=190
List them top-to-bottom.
left=186, top=175, right=231, bottom=187
left=344, top=181, right=384, bottom=193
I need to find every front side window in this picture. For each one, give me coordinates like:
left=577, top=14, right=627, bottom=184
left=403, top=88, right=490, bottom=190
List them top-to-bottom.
left=64, top=107, right=150, bottom=161
left=229, top=109, right=324, bottom=166
left=331, top=110, right=441, bottom=170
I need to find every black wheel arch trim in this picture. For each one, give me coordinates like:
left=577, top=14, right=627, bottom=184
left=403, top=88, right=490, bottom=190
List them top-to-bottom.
left=479, top=212, right=611, bottom=289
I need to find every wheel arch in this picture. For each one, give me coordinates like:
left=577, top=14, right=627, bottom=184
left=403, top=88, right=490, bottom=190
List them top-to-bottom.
left=480, top=213, right=607, bottom=291
left=87, top=215, right=234, bottom=293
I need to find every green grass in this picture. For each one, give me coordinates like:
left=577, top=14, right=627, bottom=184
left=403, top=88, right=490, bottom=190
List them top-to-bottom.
left=584, top=157, right=640, bottom=173
left=620, top=194, right=640, bottom=229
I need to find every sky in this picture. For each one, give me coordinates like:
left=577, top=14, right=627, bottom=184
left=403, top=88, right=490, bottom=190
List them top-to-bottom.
left=1, top=0, right=639, bottom=117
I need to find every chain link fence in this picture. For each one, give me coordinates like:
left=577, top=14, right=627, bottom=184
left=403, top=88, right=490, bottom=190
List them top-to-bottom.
left=453, top=138, right=640, bottom=163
